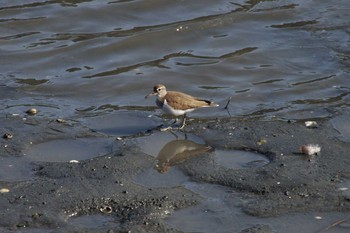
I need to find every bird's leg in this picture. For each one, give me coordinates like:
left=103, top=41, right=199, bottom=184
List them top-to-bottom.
left=179, top=114, right=187, bottom=129
left=171, top=117, right=179, bottom=125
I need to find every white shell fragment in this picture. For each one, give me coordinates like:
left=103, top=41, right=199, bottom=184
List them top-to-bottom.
left=304, top=121, right=317, bottom=128
left=300, top=144, right=321, bottom=155
left=69, top=160, right=79, bottom=163
left=0, top=188, right=10, bottom=193
left=100, top=206, right=113, bottom=214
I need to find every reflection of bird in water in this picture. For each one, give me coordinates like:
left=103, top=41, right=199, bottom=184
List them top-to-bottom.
left=155, top=139, right=212, bottom=173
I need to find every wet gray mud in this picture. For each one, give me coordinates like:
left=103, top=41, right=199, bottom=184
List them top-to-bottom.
left=1, top=112, right=350, bottom=233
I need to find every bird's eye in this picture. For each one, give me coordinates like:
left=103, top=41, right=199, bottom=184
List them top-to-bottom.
left=157, top=88, right=161, bottom=91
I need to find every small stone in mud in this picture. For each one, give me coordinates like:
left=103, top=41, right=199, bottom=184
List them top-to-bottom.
left=26, top=108, right=38, bottom=115
left=56, top=118, right=66, bottom=123
left=305, top=121, right=317, bottom=128
left=3, top=133, right=13, bottom=139
left=257, top=138, right=267, bottom=145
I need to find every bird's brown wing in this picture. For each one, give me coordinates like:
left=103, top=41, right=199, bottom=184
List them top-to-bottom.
left=166, top=91, right=212, bottom=110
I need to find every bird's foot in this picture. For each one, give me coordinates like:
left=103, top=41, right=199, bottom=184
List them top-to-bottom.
left=179, top=123, right=186, bottom=130
left=160, top=125, right=186, bottom=131
left=160, top=126, right=173, bottom=131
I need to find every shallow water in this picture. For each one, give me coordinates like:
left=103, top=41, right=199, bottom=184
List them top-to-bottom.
left=1, top=0, right=349, bottom=122
left=134, top=132, right=270, bottom=187
left=24, top=137, right=113, bottom=162
left=0, top=156, right=34, bottom=181
left=68, top=214, right=119, bottom=229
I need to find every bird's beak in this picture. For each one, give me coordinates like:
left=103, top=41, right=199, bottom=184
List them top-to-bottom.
left=145, top=92, right=156, bottom=99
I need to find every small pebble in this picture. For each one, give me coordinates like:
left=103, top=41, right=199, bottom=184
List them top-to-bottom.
left=26, top=108, right=38, bottom=115
left=56, top=118, right=66, bottom=123
left=305, top=121, right=317, bottom=128
left=3, top=133, right=13, bottom=139
left=257, top=138, right=267, bottom=145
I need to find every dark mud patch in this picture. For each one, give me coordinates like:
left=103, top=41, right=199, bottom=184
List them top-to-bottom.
left=215, top=149, right=270, bottom=169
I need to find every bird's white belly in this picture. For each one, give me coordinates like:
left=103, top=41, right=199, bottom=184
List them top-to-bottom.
left=162, top=99, right=194, bottom=116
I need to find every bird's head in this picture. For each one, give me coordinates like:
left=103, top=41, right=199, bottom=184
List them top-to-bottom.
left=145, top=84, right=167, bottom=98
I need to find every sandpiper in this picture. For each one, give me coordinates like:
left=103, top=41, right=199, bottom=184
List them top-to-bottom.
left=145, top=84, right=219, bottom=130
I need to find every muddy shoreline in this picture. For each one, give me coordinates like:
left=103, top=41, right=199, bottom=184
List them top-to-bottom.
left=1, top=113, right=350, bottom=232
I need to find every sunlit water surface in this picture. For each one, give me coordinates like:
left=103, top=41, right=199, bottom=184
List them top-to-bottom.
left=1, top=0, right=349, bottom=121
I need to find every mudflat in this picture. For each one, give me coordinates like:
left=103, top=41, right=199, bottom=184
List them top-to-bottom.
left=1, top=112, right=350, bottom=233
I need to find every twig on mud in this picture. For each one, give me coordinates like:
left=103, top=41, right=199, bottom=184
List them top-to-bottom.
left=224, top=96, right=232, bottom=117
left=224, top=96, right=232, bottom=110
left=316, top=216, right=350, bottom=233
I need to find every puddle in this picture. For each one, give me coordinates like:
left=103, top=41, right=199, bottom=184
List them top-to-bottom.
left=82, top=110, right=161, bottom=136
left=331, top=114, right=350, bottom=142
left=133, top=131, right=211, bottom=187
left=134, top=131, right=206, bottom=157
left=25, top=137, right=113, bottom=162
left=155, top=139, right=212, bottom=173
left=215, top=149, right=270, bottom=169
left=0, top=157, right=34, bottom=181
left=133, top=166, right=190, bottom=188
left=167, top=182, right=350, bottom=233
left=68, top=214, right=119, bottom=229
